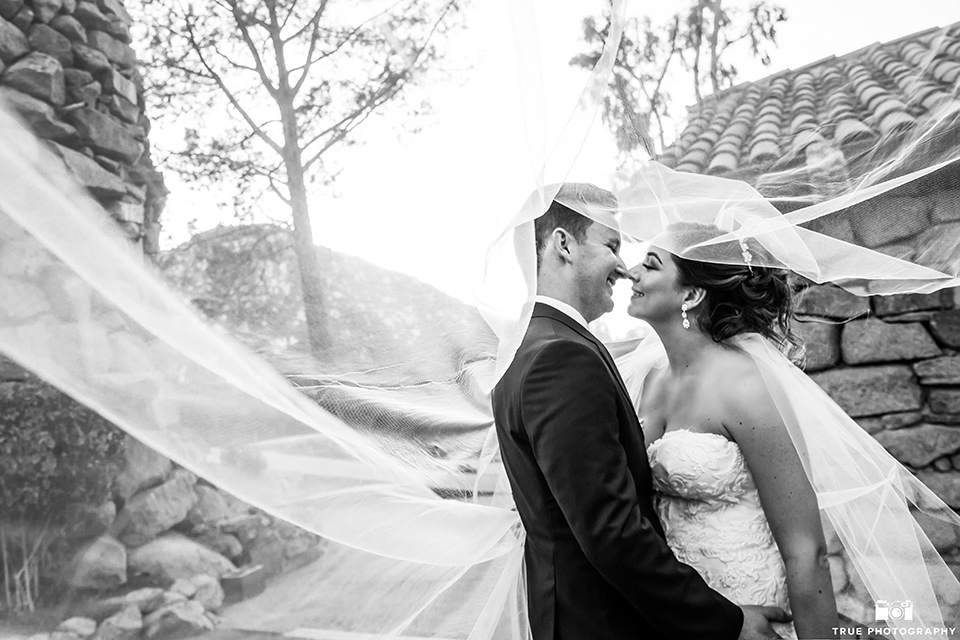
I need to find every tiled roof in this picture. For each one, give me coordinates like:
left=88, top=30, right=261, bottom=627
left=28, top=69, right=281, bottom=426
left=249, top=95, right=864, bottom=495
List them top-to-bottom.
left=658, top=22, right=960, bottom=180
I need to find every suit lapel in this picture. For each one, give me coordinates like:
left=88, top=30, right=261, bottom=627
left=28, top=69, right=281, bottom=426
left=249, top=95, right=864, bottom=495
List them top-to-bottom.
left=532, top=304, right=637, bottom=415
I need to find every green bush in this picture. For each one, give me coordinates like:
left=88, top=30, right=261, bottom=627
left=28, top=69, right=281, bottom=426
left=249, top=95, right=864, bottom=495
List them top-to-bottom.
left=0, top=379, right=124, bottom=524
left=0, top=379, right=125, bottom=612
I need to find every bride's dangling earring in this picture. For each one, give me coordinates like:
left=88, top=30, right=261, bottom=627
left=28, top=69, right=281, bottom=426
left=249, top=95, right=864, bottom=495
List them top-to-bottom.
left=681, top=303, right=690, bottom=329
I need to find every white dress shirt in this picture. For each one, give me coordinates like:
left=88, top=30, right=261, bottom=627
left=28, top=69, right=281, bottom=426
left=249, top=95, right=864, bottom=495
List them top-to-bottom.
left=534, top=295, right=592, bottom=333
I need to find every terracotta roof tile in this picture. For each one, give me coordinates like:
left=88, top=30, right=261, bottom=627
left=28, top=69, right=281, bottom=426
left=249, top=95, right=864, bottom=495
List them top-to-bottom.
left=658, top=21, right=960, bottom=181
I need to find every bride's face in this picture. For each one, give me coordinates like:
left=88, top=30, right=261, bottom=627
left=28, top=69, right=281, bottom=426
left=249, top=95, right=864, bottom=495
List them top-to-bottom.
left=625, top=248, right=687, bottom=323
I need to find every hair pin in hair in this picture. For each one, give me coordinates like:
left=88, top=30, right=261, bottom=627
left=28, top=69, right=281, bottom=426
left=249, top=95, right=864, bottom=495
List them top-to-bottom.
left=739, top=238, right=754, bottom=273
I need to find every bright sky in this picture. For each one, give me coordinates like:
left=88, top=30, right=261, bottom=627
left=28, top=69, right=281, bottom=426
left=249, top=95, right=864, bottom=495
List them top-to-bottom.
left=157, top=0, right=960, bottom=304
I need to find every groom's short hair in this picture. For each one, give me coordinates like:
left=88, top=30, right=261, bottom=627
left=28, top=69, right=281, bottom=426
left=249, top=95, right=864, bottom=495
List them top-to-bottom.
left=535, top=183, right=618, bottom=271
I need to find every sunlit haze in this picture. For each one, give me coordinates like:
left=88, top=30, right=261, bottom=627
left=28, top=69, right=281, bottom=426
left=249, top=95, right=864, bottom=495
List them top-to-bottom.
left=152, top=0, right=959, bottom=313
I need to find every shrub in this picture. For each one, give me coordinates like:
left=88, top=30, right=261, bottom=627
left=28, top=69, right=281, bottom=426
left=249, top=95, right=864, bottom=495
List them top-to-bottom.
left=0, top=379, right=125, bottom=612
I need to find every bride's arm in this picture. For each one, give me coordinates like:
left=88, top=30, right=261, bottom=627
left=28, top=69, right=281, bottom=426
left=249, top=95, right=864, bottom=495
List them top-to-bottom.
left=723, top=366, right=839, bottom=640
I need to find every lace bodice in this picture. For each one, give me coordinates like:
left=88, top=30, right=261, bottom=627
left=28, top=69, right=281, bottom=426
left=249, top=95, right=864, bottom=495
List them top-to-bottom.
left=647, top=429, right=795, bottom=637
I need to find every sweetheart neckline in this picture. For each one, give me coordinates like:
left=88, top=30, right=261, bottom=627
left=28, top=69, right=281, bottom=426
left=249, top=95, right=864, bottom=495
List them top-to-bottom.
left=648, top=427, right=736, bottom=448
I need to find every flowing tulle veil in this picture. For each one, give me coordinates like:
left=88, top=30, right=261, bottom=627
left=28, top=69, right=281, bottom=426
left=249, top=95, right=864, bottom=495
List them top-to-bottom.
left=3, top=0, right=960, bottom=637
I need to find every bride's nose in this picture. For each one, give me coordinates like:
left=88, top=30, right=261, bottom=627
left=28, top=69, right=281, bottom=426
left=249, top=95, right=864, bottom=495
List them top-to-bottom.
left=626, top=264, right=642, bottom=282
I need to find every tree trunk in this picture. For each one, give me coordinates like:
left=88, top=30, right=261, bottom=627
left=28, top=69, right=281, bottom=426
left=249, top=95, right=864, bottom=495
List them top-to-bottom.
left=708, top=0, right=722, bottom=95
left=691, top=4, right=704, bottom=105
left=278, top=97, right=332, bottom=361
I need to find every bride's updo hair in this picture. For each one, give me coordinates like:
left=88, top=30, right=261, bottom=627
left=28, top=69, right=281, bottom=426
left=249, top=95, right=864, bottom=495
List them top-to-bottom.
left=666, top=222, right=803, bottom=360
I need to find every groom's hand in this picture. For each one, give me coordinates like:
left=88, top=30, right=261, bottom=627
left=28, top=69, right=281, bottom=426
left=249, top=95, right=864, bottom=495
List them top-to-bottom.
left=737, top=605, right=791, bottom=640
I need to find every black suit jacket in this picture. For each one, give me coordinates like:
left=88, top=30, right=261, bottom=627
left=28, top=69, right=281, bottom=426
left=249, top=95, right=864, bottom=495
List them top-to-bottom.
left=492, top=303, right=744, bottom=639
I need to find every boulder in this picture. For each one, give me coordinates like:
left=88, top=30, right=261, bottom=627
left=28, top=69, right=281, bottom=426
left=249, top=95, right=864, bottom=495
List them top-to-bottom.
left=0, top=0, right=22, bottom=21
left=33, top=0, right=62, bottom=23
left=61, top=0, right=76, bottom=13
left=101, top=0, right=132, bottom=24
left=74, top=1, right=111, bottom=31
left=11, top=5, right=31, bottom=31
left=0, top=15, right=29, bottom=63
left=50, top=15, right=86, bottom=42
left=104, top=16, right=129, bottom=44
left=28, top=23, right=74, bottom=66
left=87, top=29, right=134, bottom=67
left=72, top=42, right=110, bottom=72
left=2, top=51, right=65, bottom=105
left=64, top=67, right=93, bottom=86
left=101, top=67, right=136, bottom=103
left=66, top=79, right=100, bottom=107
left=0, top=86, right=78, bottom=142
left=103, top=93, right=138, bottom=123
left=66, top=107, right=142, bottom=163
left=50, top=142, right=127, bottom=198
left=933, top=189, right=960, bottom=223
left=858, top=196, right=930, bottom=248
left=108, top=197, right=144, bottom=224
left=916, top=223, right=960, bottom=276
left=795, top=285, right=869, bottom=319
left=873, top=291, right=952, bottom=316
left=930, top=310, right=960, bottom=347
left=840, top=318, right=940, bottom=364
left=793, top=320, right=839, bottom=372
left=914, top=356, right=960, bottom=385
left=811, top=365, right=921, bottom=417
left=929, top=389, right=960, bottom=415
left=854, top=411, right=922, bottom=434
left=874, top=424, right=960, bottom=467
left=113, top=435, right=172, bottom=502
left=934, top=458, right=953, bottom=472
left=115, top=468, right=198, bottom=548
left=916, top=470, right=960, bottom=509
left=185, top=485, right=236, bottom=527
left=218, top=513, right=261, bottom=543
left=194, top=530, right=242, bottom=561
left=127, top=533, right=235, bottom=586
left=65, top=534, right=127, bottom=589
left=188, top=574, right=225, bottom=612
left=169, top=578, right=197, bottom=599
left=82, top=587, right=165, bottom=621
left=122, top=587, right=167, bottom=615
left=158, top=591, right=187, bottom=608
left=142, top=600, right=214, bottom=640
left=91, top=605, right=141, bottom=640
left=56, top=618, right=96, bottom=638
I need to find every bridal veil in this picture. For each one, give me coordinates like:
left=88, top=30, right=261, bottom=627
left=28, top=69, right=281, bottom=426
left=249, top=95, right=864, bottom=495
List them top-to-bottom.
left=2, top=0, right=960, bottom=637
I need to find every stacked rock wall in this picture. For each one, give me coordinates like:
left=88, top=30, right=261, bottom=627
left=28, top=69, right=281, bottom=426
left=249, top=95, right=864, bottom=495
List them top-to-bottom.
left=0, top=0, right=166, bottom=258
left=796, top=283, right=960, bottom=576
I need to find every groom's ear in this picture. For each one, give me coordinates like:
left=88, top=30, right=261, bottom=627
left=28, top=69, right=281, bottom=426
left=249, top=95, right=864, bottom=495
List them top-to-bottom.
left=550, top=228, right=575, bottom=264
left=683, top=287, right=706, bottom=311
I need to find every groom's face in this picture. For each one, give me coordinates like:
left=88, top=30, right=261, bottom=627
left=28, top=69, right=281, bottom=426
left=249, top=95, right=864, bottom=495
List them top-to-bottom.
left=573, top=222, right=626, bottom=323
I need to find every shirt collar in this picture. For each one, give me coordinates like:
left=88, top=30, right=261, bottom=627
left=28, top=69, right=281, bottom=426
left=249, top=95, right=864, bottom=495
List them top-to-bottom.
left=534, top=295, right=592, bottom=332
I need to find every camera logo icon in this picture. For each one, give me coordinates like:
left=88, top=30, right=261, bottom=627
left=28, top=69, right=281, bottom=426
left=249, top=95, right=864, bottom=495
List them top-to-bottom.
left=875, top=599, right=913, bottom=621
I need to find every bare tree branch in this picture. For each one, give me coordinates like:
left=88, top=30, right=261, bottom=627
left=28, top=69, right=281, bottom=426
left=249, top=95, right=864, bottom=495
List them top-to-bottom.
left=224, top=0, right=280, bottom=97
left=280, top=0, right=301, bottom=31
left=291, top=0, right=329, bottom=96
left=181, top=9, right=284, bottom=154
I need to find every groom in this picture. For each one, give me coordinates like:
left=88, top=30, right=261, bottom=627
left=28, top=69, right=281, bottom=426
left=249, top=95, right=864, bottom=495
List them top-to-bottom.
left=491, top=184, right=787, bottom=639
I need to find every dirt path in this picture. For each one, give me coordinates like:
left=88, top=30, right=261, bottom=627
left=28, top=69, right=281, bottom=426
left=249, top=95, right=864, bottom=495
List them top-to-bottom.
left=217, top=542, right=505, bottom=640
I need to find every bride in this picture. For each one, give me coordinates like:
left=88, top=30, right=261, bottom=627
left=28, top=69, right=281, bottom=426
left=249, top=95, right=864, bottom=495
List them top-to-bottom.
left=616, top=219, right=960, bottom=636
left=622, top=222, right=836, bottom=638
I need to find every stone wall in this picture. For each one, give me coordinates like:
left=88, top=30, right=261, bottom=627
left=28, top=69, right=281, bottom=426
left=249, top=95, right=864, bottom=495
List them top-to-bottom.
left=0, top=0, right=166, bottom=258
left=795, top=283, right=960, bottom=575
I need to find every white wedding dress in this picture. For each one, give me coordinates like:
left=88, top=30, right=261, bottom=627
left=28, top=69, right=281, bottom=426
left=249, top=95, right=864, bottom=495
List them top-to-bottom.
left=647, top=428, right=797, bottom=639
